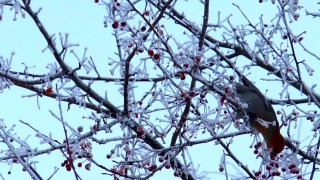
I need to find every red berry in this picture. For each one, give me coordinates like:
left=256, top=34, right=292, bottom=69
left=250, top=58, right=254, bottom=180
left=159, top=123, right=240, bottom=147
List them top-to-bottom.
left=94, top=0, right=99, bottom=3
left=144, top=11, right=150, bottom=16
left=112, top=21, right=119, bottom=29
left=120, top=22, right=126, bottom=27
left=141, top=26, right=146, bottom=31
left=138, top=48, right=144, bottom=53
left=147, top=49, right=154, bottom=56
left=153, top=53, right=160, bottom=60
left=195, top=56, right=201, bottom=62
left=180, top=73, right=186, bottom=80
left=225, top=87, right=231, bottom=93
left=45, top=88, right=53, bottom=95
left=189, top=91, right=195, bottom=97
left=220, top=95, right=226, bottom=104
left=77, top=126, right=83, bottom=132
left=137, top=126, right=145, bottom=135
left=257, top=142, right=262, bottom=147
left=126, top=150, right=131, bottom=156
left=86, top=153, right=92, bottom=159
left=106, top=154, right=112, bottom=159
left=158, top=156, right=164, bottom=163
left=65, top=163, right=71, bottom=171
left=77, top=163, right=82, bottom=167
left=85, top=163, right=91, bottom=171
left=165, top=163, right=170, bottom=169
left=151, top=164, right=157, bottom=170
left=289, top=164, right=296, bottom=169
left=266, top=165, right=272, bottom=171
left=219, top=167, right=224, bottom=172
left=293, top=169, right=300, bottom=174
left=174, top=171, right=180, bottom=177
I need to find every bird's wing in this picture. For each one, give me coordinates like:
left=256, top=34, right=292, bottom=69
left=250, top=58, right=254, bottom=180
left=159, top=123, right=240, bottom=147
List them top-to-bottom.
left=237, top=74, right=273, bottom=112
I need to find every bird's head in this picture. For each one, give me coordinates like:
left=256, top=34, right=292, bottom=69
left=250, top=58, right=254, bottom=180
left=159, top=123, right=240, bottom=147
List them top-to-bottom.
left=269, top=131, right=285, bottom=159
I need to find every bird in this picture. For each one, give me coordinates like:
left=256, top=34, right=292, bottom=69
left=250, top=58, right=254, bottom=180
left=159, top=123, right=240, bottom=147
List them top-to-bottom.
left=235, top=79, right=285, bottom=158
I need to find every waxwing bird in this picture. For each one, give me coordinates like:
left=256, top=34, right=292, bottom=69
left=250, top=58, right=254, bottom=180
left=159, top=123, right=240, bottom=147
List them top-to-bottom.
left=235, top=79, right=284, bottom=158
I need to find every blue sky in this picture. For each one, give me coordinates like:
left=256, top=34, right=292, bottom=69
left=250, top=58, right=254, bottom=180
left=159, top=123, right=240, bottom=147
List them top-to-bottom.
left=1, top=0, right=320, bottom=179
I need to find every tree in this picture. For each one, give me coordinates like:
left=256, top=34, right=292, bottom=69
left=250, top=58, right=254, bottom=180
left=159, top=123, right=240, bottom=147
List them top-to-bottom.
left=1, top=0, right=320, bottom=179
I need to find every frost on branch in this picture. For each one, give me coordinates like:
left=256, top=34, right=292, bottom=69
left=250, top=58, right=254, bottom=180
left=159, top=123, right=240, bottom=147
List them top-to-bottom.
left=0, top=0, right=320, bottom=179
